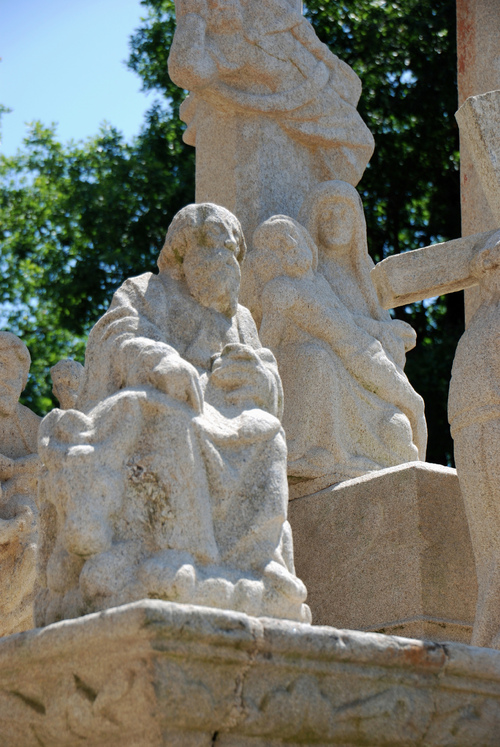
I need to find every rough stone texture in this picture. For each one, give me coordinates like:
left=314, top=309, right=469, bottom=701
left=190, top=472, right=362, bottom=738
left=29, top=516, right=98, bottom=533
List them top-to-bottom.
left=168, top=0, right=374, bottom=242
left=457, top=0, right=500, bottom=324
left=456, top=90, right=500, bottom=225
left=36, top=204, right=309, bottom=627
left=246, top=210, right=425, bottom=490
left=371, top=228, right=500, bottom=309
left=449, top=235, right=500, bottom=650
left=0, top=332, right=40, bottom=637
left=50, top=359, right=84, bottom=410
left=289, top=462, right=477, bottom=644
left=1, top=599, right=500, bottom=746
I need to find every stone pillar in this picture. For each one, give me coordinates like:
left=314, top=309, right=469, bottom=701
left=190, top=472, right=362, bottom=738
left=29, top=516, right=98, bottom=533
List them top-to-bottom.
left=456, top=0, right=500, bottom=323
left=194, top=101, right=324, bottom=243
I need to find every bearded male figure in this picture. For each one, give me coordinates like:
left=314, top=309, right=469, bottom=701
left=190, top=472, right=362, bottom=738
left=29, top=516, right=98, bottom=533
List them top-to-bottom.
left=37, top=204, right=310, bottom=626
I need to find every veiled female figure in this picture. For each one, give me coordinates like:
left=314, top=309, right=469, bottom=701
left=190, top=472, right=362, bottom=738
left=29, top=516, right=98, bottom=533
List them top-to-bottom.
left=296, top=180, right=427, bottom=478
left=247, top=211, right=426, bottom=494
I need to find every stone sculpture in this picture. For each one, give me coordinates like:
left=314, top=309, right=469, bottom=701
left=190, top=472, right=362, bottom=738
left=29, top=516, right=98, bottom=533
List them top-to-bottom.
left=168, top=0, right=374, bottom=240
left=36, top=203, right=310, bottom=627
left=247, top=211, right=425, bottom=491
left=449, top=233, right=500, bottom=649
left=0, top=332, right=40, bottom=636
left=50, top=359, right=84, bottom=410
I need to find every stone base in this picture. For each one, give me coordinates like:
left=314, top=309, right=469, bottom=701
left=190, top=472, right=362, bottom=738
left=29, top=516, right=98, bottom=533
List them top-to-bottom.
left=289, top=462, right=478, bottom=643
left=0, top=600, right=500, bottom=745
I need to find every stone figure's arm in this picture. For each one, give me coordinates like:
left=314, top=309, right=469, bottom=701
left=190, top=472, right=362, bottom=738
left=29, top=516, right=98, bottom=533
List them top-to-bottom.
left=168, top=0, right=217, bottom=90
left=291, top=19, right=361, bottom=105
left=265, top=277, right=419, bottom=412
left=88, top=294, right=204, bottom=414
left=353, top=315, right=416, bottom=370
left=118, top=338, right=203, bottom=414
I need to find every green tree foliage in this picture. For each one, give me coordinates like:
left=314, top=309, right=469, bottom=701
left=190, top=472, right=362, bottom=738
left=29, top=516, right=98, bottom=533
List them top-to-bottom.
left=0, top=0, right=460, bottom=464
left=0, top=104, right=194, bottom=413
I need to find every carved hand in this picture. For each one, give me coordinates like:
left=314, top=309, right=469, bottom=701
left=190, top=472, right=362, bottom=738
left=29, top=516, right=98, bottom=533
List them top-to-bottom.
left=210, top=343, right=272, bottom=408
left=149, top=355, right=204, bottom=414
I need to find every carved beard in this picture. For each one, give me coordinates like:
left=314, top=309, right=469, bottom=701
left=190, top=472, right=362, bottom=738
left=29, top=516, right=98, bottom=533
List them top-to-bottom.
left=187, top=266, right=241, bottom=318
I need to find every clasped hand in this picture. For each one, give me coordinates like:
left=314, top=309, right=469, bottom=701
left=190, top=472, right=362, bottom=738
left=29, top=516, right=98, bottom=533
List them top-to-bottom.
left=210, top=343, right=271, bottom=408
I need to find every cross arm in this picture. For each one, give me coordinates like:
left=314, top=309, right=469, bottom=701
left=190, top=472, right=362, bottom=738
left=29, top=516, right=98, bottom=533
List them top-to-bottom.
left=370, top=229, right=500, bottom=310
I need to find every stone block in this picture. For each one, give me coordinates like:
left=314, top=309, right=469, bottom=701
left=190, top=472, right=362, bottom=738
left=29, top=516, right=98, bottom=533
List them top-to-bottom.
left=289, top=462, right=478, bottom=643
left=0, top=600, right=499, bottom=745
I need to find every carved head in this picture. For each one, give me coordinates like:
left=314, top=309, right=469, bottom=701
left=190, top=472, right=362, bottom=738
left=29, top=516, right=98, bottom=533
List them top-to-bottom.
left=299, top=180, right=365, bottom=258
left=158, top=203, right=246, bottom=318
left=247, top=216, right=316, bottom=325
left=253, top=216, right=317, bottom=280
left=0, top=333, right=31, bottom=416
left=50, top=359, right=84, bottom=410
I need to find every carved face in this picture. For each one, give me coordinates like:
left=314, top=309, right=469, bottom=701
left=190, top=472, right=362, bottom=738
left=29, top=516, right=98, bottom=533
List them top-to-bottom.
left=207, top=0, right=243, bottom=32
left=318, top=198, right=356, bottom=255
left=183, top=218, right=242, bottom=318
left=276, top=225, right=313, bottom=278
left=0, top=350, right=26, bottom=416
left=52, top=372, right=81, bottom=410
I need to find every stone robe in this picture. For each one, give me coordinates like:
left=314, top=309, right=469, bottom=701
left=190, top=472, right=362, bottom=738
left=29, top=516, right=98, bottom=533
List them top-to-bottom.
left=37, top=270, right=309, bottom=624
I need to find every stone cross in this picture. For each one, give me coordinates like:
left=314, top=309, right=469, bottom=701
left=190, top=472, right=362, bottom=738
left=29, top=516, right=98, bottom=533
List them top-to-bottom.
left=456, top=0, right=500, bottom=322
left=371, top=90, right=500, bottom=310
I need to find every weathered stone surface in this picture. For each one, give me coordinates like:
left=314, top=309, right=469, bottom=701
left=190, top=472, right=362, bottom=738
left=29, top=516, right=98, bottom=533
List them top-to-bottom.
left=168, top=0, right=374, bottom=241
left=457, top=0, right=500, bottom=324
left=456, top=90, right=500, bottom=225
left=36, top=204, right=309, bottom=627
left=247, top=210, right=425, bottom=490
left=370, top=228, right=500, bottom=309
left=449, top=236, right=500, bottom=650
left=0, top=332, right=40, bottom=637
left=50, top=359, right=84, bottom=410
left=289, top=462, right=477, bottom=643
left=0, top=600, right=500, bottom=746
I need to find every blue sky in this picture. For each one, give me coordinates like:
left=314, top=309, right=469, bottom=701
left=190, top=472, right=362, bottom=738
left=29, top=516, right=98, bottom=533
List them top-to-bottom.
left=1, top=0, right=153, bottom=155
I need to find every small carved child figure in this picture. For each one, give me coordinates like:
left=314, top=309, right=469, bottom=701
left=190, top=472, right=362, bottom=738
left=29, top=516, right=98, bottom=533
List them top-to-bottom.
left=449, top=232, right=500, bottom=649
left=0, top=332, right=40, bottom=635
left=50, top=359, right=84, bottom=410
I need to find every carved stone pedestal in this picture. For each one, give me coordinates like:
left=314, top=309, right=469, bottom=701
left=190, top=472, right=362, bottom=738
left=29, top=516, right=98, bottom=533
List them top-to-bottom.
left=289, top=462, right=478, bottom=643
left=0, top=600, right=499, bottom=745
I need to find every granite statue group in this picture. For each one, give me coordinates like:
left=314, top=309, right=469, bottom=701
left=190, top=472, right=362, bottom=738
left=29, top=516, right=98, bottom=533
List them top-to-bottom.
left=1, top=0, right=500, bottom=660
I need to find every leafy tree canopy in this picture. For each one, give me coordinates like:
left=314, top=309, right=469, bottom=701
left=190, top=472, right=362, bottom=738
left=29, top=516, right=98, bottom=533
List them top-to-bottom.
left=0, top=0, right=461, bottom=464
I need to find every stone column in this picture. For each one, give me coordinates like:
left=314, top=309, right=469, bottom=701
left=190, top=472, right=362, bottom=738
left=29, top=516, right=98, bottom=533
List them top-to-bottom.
left=456, top=0, right=500, bottom=322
